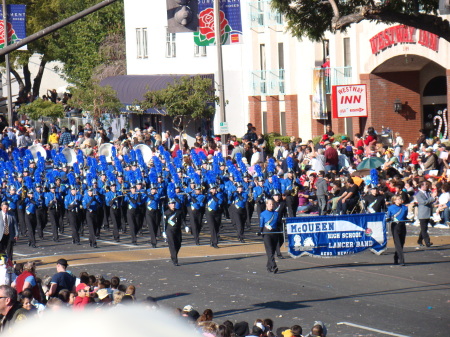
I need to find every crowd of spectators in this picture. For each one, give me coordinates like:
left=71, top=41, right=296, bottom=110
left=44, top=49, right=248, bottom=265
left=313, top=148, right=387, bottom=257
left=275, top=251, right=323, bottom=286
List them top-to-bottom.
left=0, top=258, right=326, bottom=336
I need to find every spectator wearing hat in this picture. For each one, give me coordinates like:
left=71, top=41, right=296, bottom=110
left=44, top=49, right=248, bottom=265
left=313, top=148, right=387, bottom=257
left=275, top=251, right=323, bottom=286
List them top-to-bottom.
left=324, top=141, right=338, bottom=173
left=423, top=147, right=438, bottom=172
left=382, top=149, right=398, bottom=171
left=47, top=259, right=76, bottom=298
left=74, top=283, right=91, bottom=310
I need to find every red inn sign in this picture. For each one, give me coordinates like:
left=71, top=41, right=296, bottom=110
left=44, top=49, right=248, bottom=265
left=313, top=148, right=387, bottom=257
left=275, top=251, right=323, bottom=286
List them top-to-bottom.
left=370, top=25, right=439, bottom=54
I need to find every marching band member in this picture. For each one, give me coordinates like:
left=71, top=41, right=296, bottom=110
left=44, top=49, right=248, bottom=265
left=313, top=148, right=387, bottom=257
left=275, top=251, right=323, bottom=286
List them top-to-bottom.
left=105, top=182, right=122, bottom=242
left=230, top=182, right=248, bottom=243
left=34, top=183, right=47, bottom=240
left=45, top=183, right=62, bottom=242
left=145, top=183, right=162, bottom=248
left=65, top=184, right=82, bottom=245
left=124, top=184, right=140, bottom=245
left=188, top=184, right=205, bottom=245
left=205, top=184, right=223, bottom=248
left=82, top=187, right=101, bottom=248
left=24, top=190, right=37, bottom=248
left=387, top=195, right=408, bottom=266
left=164, top=198, right=183, bottom=266
left=259, top=199, right=279, bottom=274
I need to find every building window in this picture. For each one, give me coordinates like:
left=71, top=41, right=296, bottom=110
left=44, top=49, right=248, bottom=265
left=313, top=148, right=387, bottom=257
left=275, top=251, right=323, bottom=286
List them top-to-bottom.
left=136, top=28, right=142, bottom=59
left=136, top=28, right=148, bottom=59
left=142, top=28, right=148, bottom=58
left=166, top=29, right=176, bottom=58
left=343, top=37, right=352, bottom=77
left=194, top=44, right=207, bottom=57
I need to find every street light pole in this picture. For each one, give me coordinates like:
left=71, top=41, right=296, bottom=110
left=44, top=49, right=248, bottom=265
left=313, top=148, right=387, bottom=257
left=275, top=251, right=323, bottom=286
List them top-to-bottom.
left=2, top=0, right=13, bottom=126
left=214, top=0, right=226, bottom=150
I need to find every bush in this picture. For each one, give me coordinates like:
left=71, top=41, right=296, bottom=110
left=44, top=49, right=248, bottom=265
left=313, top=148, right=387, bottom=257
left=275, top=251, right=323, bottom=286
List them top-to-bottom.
left=264, top=133, right=291, bottom=156
left=312, top=133, right=349, bottom=145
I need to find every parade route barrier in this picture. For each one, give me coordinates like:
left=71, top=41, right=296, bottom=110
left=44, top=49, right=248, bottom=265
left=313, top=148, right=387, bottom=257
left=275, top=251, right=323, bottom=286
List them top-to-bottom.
left=286, top=213, right=387, bottom=257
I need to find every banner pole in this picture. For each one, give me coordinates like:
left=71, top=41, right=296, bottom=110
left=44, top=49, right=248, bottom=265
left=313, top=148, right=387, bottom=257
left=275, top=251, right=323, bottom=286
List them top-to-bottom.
left=2, top=0, right=13, bottom=126
left=214, top=0, right=226, bottom=145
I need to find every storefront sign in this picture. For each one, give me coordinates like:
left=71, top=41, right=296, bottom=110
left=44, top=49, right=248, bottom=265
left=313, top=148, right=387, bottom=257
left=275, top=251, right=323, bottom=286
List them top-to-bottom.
left=370, top=25, right=439, bottom=54
left=332, top=84, right=368, bottom=118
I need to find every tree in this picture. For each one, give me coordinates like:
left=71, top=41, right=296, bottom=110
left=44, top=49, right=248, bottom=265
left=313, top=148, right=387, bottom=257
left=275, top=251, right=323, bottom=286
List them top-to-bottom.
left=1, top=0, right=124, bottom=102
left=271, top=0, right=450, bottom=42
left=140, top=76, right=219, bottom=134
left=68, top=80, right=123, bottom=124
left=18, top=99, right=65, bottom=121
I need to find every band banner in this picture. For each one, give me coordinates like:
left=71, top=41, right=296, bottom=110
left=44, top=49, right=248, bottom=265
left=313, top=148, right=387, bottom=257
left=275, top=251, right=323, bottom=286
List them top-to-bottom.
left=0, top=4, right=26, bottom=50
left=286, top=213, right=387, bottom=258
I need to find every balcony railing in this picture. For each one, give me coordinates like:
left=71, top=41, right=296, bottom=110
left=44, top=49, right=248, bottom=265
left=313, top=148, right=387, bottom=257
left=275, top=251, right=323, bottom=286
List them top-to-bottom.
left=249, top=0, right=283, bottom=28
left=313, top=66, right=353, bottom=94
left=251, top=69, right=285, bottom=96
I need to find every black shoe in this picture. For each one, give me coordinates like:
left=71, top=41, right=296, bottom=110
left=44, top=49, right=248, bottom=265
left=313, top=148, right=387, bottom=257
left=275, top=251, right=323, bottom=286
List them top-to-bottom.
left=39, top=235, right=44, bottom=240
left=53, top=238, right=59, bottom=242
left=239, top=238, right=245, bottom=243
left=115, top=239, right=120, bottom=242
left=28, top=241, right=31, bottom=247
left=77, top=241, right=81, bottom=245
left=89, top=241, right=92, bottom=247
left=195, top=241, right=200, bottom=246
left=132, top=242, right=137, bottom=246
left=426, top=242, right=433, bottom=247
left=93, top=243, right=98, bottom=248
left=31, top=244, right=37, bottom=248
left=151, top=244, right=156, bottom=248
left=212, top=244, right=219, bottom=249
left=277, top=254, right=284, bottom=259
left=173, top=261, right=179, bottom=266
left=393, top=261, right=399, bottom=265
left=400, top=263, right=406, bottom=266
left=273, top=267, right=279, bottom=274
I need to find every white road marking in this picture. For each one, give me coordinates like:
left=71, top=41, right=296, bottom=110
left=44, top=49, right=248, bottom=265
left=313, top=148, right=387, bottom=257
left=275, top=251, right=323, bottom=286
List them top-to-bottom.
left=13, top=252, right=30, bottom=257
left=337, top=322, right=410, bottom=337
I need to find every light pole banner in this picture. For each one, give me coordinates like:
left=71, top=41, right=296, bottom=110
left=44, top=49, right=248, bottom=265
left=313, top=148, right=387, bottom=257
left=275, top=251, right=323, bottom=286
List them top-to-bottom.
left=195, top=0, right=243, bottom=46
left=0, top=4, right=26, bottom=50
left=332, top=84, right=368, bottom=118
left=286, top=213, right=387, bottom=258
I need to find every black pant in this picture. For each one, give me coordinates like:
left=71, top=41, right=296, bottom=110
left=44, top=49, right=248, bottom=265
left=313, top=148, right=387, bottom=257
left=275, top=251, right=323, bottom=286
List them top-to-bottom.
left=285, top=195, right=297, bottom=217
left=245, top=201, right=254, bottom=228
left=255, top=202, right=266, bottom=223
left=103, top=204, right=110, bottom=229
left=233, top=206, right=246, bottom=240
left=59, top=207, right=65, bottom=233
left=95, top=207, right=104, bottom=236
left=110, top=207, right=121, bottom=241
left=17, top=208, right=26, bottom=236
left=36, top=208, right=47, bottom=238
left=48, top=208, right=60, bottom=241
left=127, top=208, right=138, bottom=243
left=189, top=208, right=203, bottom=244
left=146, top=209, right=161, bottom=246
left=68, top=210, right=80, bottom=244
left=206, top=210, right=221, bottom=246
left=86, top=211, right=97, bottom=246
left=25, top=213, right=37, bottom=246
left=418, top=218, right=431, bottom=245
left=391, top=221, right=406, bottom=264
left=166, top=226, right=182, bottom=263
left=263, top=232, right=278, bottom=271
left=0, top=234, right=13, bottom=260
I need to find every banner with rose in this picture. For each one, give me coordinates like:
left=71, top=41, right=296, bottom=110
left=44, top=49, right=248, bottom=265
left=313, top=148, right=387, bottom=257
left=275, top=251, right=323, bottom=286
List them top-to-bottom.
left=194, top=0, right=242, bottom=46
left=0, top=5, right=26, bottom=50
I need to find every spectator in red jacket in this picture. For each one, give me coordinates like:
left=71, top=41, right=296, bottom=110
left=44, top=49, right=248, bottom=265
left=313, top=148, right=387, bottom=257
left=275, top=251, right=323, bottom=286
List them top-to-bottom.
left=324, top=141, right=339, bottom=172
left=73, top=283, right=91, bottom=310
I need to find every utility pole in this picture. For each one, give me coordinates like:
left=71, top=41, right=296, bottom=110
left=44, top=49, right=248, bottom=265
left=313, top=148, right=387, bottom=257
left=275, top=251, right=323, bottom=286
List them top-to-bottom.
left=2, top=0, right=13, bottom=126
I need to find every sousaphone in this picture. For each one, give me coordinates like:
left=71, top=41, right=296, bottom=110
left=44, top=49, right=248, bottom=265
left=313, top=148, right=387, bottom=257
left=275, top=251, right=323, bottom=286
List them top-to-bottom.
left=98, top=143, right=114, bottom=163
left=28, top=144, right=47, bottom=162
left=134, top=144, right=153, bottom=164
left=62, top=147, right=77, bottom=167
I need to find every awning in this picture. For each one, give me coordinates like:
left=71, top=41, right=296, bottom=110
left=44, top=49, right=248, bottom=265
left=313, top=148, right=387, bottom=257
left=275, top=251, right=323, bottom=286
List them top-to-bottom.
left=100, top=74, right=214, bottom=115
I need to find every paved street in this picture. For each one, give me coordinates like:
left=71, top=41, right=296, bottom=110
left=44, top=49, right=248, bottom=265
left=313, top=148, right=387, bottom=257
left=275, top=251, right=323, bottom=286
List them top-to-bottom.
left=14, top=219, right=450, bottom=337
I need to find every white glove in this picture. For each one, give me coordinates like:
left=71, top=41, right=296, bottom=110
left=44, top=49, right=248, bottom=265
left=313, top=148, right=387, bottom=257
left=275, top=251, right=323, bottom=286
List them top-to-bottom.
left=185, top=226, right=190, bottom=233
left=162, top=232, right=167, bottom=239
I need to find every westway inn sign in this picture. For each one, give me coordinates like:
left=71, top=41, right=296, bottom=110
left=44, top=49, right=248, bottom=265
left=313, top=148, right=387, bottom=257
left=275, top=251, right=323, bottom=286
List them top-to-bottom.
left=370, top=25, right=439, bottom=54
